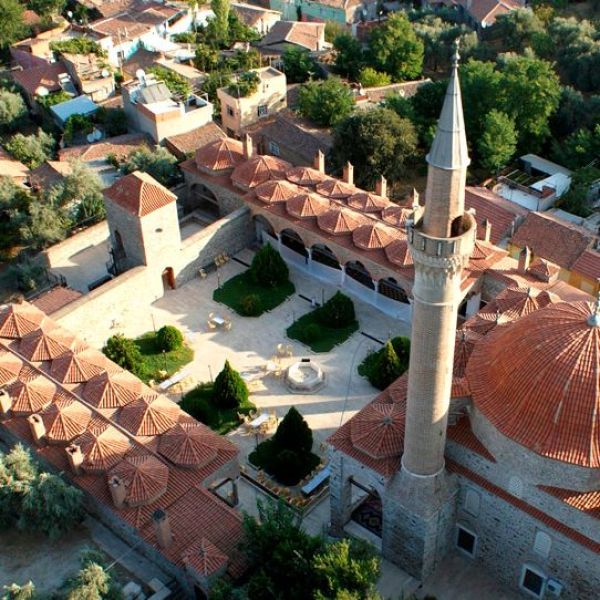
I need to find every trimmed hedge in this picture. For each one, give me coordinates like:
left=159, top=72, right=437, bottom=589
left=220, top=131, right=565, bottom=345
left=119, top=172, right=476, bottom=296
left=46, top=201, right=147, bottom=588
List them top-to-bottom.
left=249, top=243, right=289, bottom=287
left=156, top=325, right=184, bottom=352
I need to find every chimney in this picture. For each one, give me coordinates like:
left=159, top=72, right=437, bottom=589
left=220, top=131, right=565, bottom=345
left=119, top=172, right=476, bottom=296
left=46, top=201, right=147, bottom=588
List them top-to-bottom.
left=243, top=133, right=253, bottom=160
left=313, top=149, right=325, bottom=173
left=342, top=161, right=354, bottom=186
left=375, top=175, right=387, bottom=198
left=482, top=218, right=492, bottom=243
left=518, top=246, right=531, bottom=272
left=0, top=389, right=12, bottom=416
left=27, top=414, right=46, bottom=445
left=66, top=444, right=83, bottom=475
left=109, top=475, right=127, bottom=509
left=153, top=508, right=172, bottom=548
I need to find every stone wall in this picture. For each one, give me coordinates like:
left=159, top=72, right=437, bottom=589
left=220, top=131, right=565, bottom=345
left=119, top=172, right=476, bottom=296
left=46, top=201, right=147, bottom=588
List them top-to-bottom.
left=42, top=221, right=109, bottom=269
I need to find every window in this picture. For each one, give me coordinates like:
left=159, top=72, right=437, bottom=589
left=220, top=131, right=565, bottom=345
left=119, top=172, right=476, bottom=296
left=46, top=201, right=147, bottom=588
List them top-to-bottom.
left=257, top=104, right=268, bottom=117
left=226, top=105, right=234, bottom=117
left=268, top=141, right=280, bottom=156
left=464, top=489, right=480, bottom=517
left=456, top=525, right=477, bottom=557
left=533, top=531, right=552, bottom=559
left=521, top=565, right=546, bottom=598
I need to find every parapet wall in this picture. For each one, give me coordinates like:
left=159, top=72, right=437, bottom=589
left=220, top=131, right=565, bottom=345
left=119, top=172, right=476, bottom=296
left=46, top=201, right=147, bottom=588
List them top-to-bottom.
left=42, top=221, right=109, bottom=268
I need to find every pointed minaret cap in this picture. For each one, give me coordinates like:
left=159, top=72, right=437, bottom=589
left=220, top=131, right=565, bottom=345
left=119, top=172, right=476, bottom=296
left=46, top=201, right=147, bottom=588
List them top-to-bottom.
left=426, top=41, right=470, bottom=171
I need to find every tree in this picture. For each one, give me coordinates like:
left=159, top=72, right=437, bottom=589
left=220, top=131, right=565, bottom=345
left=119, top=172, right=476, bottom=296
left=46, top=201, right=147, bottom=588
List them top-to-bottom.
left=0, top=0, right=25, bottom=48
left=28, top=0, right=65, bottom=17
left=209, top=0, right=230, bottom=47
left=494, top=8, right=545, bottom=53
left=367, top=12, right=424, bottom=82
left=325, top=21, right=345, bottom=43
left=333, top=33, right=364, bottom=81
left=194, top=43, right=221, bottom=72
left=282, top=46, right=316, bottom=84
left=357, top=67, right=390, bottom=88
left=227, top=71, right=260, bottom=97
left=297, top=77, right=354, bottom=127
left=550, top=87, right=599, bottom=139
left=0, top=89, right=26, bottom=132
left=96, top=107, right=128, bottom=137
left=331, top=108, right=417, bottom=188
left=478, top=109, right=517, bottom=173
left=63, top=114, right=94, bottom=145
left=553, top=124, right=600, bottom=169
left=5, top=130, right=55, bottom=169
left=121, top=146, right=178, bottom=186
left=558, top=166, right=600, bottom=218
left=0, top=176, right=30, bottom=252
left=19, top=200, right=68, bottom=249
left=249, top=243, right=289, bottom=287
left=317, top=291, right=355, bottom=328
left=156, top=325, right=184, bottom=352
left=102, top=334, right=142, bottom=374
left=371, top=340, right=402, bottom=390
left=212, top=360, right=248, bottom=409
left=272, top=406, right=313, bottom=454
left=66, top=563, right=110, bottom=600
left=2, top=582, right=36, bottom=600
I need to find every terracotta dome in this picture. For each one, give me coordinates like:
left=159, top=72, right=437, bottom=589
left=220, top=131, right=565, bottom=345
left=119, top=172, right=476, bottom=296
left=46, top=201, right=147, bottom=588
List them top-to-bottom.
left=195, top=138, right=244, bottom=172
left=231, top=155, right=292, bottom=190
left=286, top=166, right=328, bottom=186
left=315, top=178, right=356, bottom=199
left=254, top=180, right=299, bottom=204
left=347, top=192, right=389, bottom=213
left=286, top=193, right=330, bottom=219
left=382, top=205, right=412, bottom=228
left=317, top=208, right=365, bottom=235
left=352, top=224, right=397, bottom=250
left=385, top=239, right=413, bottom=268
left=466, top=301, right=600, bottom=468
left=0, top=304, right=45, bottom=339
left=19, top=325, right=78, bottom=361
left=452, top=329, right=482, bottom=398
left=50, top=349, right=113, bottom=384
left=0, top=350, right=22, bottom=385
left=7, top=371, right=55, bottom=415
left=83, top=371, right=145, bottom=409
left=119, top=394, right=180, bottom=436
left=41, top=399, right=92, bottom=445
left=350, top=401, right=405, bottom=459
left=158, top=422, right=220, bottom=468
left=76, top=424, right=132, bottom=473
left=108, top=454, right=169, bottom=507
left=182, top=537, right=228, bottom=577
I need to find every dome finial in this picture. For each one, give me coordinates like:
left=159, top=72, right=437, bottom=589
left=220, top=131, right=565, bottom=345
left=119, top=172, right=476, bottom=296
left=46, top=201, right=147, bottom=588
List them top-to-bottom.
left=452, top=38, right=460, bottom=70
left=588, top=288, right=600, bottom=327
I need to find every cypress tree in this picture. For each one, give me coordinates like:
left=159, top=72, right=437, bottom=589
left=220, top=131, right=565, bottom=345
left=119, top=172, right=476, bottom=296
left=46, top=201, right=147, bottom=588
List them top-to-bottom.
left=212, top=360, right=248, bottom=409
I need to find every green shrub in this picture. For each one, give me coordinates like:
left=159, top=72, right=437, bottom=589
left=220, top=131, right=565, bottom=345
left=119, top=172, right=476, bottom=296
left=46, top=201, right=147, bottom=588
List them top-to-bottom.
left=249, top=244, right=289, bottom=287
left=317, top=292, right=355, bottom=328
left=240, top=293, right=262, bottom=316
left=301, top=322, right=320, bottom=344
left=156, top=325, right=184, bottom=352
left=102, top=334, right=142, bottom=374
left=358, top=336, right=410, bottom=390
left=212, top=360, right=249, bottom=409
left=179, top=382, right=213, bottom=421
left=272, top=406, right=313, bottom=454
left=271, top=449, right=307, bottom=486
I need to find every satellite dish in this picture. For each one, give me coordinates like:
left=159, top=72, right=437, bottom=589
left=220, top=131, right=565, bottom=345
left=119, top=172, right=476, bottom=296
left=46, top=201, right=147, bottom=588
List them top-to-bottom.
left=101, top=69, right=109, bottom=78
left=36, top=86, right=49, bottom=97
left=92, top=128, right=102, bottom=141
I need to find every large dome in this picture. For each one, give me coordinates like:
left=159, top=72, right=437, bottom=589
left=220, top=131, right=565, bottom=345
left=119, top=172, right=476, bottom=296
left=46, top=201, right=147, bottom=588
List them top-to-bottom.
left=466, top=301, right=600, bottom=468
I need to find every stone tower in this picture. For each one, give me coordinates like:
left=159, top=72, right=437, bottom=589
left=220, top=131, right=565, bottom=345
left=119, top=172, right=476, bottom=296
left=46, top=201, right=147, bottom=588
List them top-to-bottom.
left=383, top=47, right=476, bottom=579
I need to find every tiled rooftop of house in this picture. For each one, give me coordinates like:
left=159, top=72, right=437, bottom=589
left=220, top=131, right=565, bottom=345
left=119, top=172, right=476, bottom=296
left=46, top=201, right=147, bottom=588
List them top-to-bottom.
left=259, top=21, right=325, bottom=52
left=12, top=61, right=69, bottom=96
left=164, top=122, right=226, bottom=160
left=59, top=133, right=152, bottom=163
left=571, top=248, right=600, bottom=281
left=30, top=286, right=83, bottom=316
left=0, top=301, right=244, bottom=580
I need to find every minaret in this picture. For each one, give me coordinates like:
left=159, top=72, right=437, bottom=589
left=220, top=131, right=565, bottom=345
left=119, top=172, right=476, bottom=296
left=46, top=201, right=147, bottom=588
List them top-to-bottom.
left=383, top=44, right=476, bottom=579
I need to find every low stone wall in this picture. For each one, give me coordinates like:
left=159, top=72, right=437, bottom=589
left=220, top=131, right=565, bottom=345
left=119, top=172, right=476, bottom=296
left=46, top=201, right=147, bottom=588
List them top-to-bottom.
left=42, top=221, right=109, bottom=268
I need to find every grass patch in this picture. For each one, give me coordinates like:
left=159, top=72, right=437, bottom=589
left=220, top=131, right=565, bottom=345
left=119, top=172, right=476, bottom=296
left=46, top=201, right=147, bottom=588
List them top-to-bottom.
left=213, top=271, right=295, bottom=316
left=287, top=311, right=359, bottom=352
left=134, top=331, right=194, bottom=384
left=180, top=382, right=256, bottom=434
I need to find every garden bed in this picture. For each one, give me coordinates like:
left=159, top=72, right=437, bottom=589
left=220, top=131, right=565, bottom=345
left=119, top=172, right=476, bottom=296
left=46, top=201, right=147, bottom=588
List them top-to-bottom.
left=213, top=271, right=295, bottom=316
left=287, top=311, right=359, bottom=352
left=134, top=331, right=194, bottom=384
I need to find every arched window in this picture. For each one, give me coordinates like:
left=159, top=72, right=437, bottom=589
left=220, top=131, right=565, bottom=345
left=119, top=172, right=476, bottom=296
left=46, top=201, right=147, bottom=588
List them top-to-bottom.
left=187, top=183, right=220, bottom=218
left=280, top=228, right=307, bottom=257
left=114, top=229, right=126, bottom=259
left=311, top=244, right=341, bottom=270
left=345, top=261, right=374, bottom=289
left=378, top=277, right=409, bottom=303
left=533, top=531, right=552, bottom=559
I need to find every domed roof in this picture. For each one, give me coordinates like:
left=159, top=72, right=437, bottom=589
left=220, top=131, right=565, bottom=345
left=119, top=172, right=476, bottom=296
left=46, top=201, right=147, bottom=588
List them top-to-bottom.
left=195, top=138, right=244, bottom=171
left=231, top=155, right=292, bottom=190
left=286, top=166, right=328, bottom=186
left=315, top=179, right=356, bottom=199
left=254, top=180, right=299, bottom=204
left=347, top=192, right=389, bottom=213
left=286, top=193, right=330, bottom=219
left=382, top=205, right=412, bottom=228
left=317, top=208, right=366, bottom=235
left=352, top=224, right=397, bottom=250
left=385, top=239, right=413, bottom=268
left=466, top=301, right=600, bottom=468
left=0, top=304, right=45, bottom=339
left=19, top=324, right=78, bottom=361
left=452, top=329, right=482, bottom=398
left=50, top=349, right=113, bottom=383
left=0, top=350, right=22, bottom=385
left=7, top=370, right=55, bottom=415
left=83, top=371, right=145, bottom=409
left=119, top=394, right=180, bottom=436
left=41, top=399, right=91, bottom=444
left=350, top=401, right=405, bottom=459
left=158, top=422, right=220, bottom=467
left=77, top=424, right=132, bottom=473
left=108, top=453, right=169, bottom=507
left=182, top=537, right=228, bottom=577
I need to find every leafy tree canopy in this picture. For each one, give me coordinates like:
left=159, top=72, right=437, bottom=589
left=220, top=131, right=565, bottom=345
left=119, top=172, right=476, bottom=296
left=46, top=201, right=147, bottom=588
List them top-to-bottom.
left=0, top=0, right=25, bottom=49
left=333, top=33, right=364, bottom=81
left=282, top=46, right=317, bottom=84
left=358, top=67, right=390, bottom=88
left=297, top=77, right=354, bottom=127
left=0, top=89, right=26, bottom=132
left=478, top=109, right=517, bottom=173
left=5, top=129, right=55, bottom=169
left=121, top=146, right=178, bottom=187
left=249, top=243, right=289, bottom=287
left=102, top=334, right=142, bottom=374
left=212, top=359, right=248, bottom=409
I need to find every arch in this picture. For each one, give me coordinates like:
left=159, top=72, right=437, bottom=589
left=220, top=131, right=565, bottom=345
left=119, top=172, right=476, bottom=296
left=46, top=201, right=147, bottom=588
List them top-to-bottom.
left=186, top=183, right=220, bottom=218
left=253, top=214, right=276, bottom=242
left=280, top=228, right=307, bottom=257
left=113, top=229, right=126, bottom=259
left=311, top=244, right=341, bottom=270
left=345, top=260, right=375, bottom=290
left=162, top=267, right=175, bottom=291
left=378, top=277, right=409, bottom=303
left=349, top=478, right=382, bottom=538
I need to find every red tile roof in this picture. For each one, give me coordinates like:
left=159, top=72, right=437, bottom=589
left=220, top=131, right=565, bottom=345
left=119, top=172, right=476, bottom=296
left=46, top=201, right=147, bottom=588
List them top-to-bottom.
left=260, top=21, right=325, bottom=51
left=12, top=62, right=68, bottom=96
left=164, top=123, right=226, bottom=160
left=59, top=133, right=152, bottom=163
left=195, top=138, right=244, bottom=172
left=231, top=155, right=292, bottom=190
left=286, top=166, right=328, bottom=186
left=103, top=171, right=177, bottom=217
left=316, top=178, right=357, bottom=199
left=255, top=179, right=300, bottom=204
left=286, top=192, right=330, bottom=218
left=347, top=192, right=390, bottom=213
left=317, top=208, right=367, bottom=235
left=510, top=211, right=595, bottom=269
left=352, top=223, right=397, bottom=250
left=385, top=239, right=413, bottom=268
left=571, top=249, right=600, bottom=282
left=527, top=257, right=560, bottom=283
left=31, top=286, right=82, bottom=315
left=466, top=300, right=600, bottom=468
left=0, top=303, right=46, bottom=338
left=18, top=324, right=77, bottom=361
left=50, top=348, right=114, bottom=384
left=0, top=350, right=23, bottom=385
left=83, top=371, right=145, bottom=409
left=6, top=372, right=56, bottom=415
left=119, top=395, right=180, bottom=436
left=42, top=398, right=92, bottom=444
left=350, top=401, right=405, bottom=459
left=447, top=416, right=496, bottom=462
left=158, top=422, right=223, bottom=468
left=76, top=424, right=132, bottom=473
left=109, top=453, right=170, bottom=507
left=539, top=486, right=600, bottom=520
left=182, top=537, right=228, bottom=577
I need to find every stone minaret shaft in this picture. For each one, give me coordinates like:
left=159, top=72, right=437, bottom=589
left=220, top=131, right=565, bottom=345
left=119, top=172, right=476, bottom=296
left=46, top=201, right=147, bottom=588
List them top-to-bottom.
left=403, top=49, right=475, bottom=477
